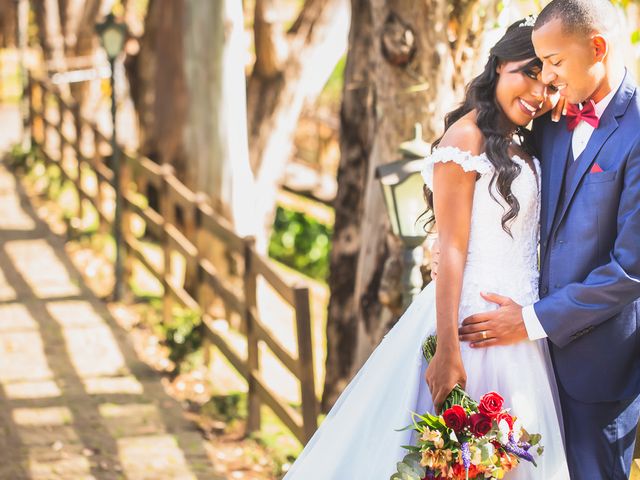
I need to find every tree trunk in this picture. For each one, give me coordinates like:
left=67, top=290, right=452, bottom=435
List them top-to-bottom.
left=0, top=0, right=17, bottom=48
left=32, top=0, right=66, bottom=72
left=61, top=0, right=103, bottom=58
left=62, top=0, right=104, bottom=110
left=125, top=0, right=189, bottom=175
left=125, top=0, right=253, bottom=233
left=127, top=0, right=349, bottom=247
left=183, top=0, right=255, bottom=236
left=247, top=0, right=350, bottom=251
left=322, top=0, right=498, bottom=411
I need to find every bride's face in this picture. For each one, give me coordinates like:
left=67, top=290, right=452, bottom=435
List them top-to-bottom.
left=495, top=58, right=560, bottom=127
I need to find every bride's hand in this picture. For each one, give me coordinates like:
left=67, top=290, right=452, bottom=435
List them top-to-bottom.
left=425, top=349, right=466, bottom=414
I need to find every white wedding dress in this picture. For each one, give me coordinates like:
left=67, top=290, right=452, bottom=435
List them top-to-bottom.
left=283, top=146, right=570, bottom=479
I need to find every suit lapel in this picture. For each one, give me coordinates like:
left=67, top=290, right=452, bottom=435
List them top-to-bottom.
left=554, top=72, right=635, bottom=229
left=554, top=117, right=618, bottom=227
left=544, top=123, right=571, bottom=242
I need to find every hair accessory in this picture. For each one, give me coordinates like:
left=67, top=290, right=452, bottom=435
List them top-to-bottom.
left=518, top=15, right=537, bottom=28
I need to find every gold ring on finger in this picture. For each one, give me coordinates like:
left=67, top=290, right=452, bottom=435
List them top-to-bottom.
left=481, top=331, right=487, bottom=340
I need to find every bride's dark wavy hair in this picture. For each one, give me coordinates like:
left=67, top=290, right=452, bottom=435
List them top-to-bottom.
left=423, top=19, right=541, bottom=235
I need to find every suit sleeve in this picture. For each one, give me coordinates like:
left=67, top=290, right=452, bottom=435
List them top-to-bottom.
left=534, top=141, right=640, bottom=348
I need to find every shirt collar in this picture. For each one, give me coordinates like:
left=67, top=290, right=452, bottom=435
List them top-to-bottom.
left=592, top=69, right=626, bottom=117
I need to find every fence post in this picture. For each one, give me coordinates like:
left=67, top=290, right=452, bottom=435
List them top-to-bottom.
left=24, top=71, right=32, bottom=149
left=41, top=84, right=49, bottom=169
left=57, top=95, right=64, bottom=170
left=73, top=102, right=84, bottom=226
left=92, top=129, right=106, bottom=234
left=121, top=153, right=134, bottom=291
left=160, top=164, right=175, bottom=326
left=182, top=191, right=199, bottom=298
left=194, top=193, right=212, bottom=368
left=244, top=236, right=261, bottom=435
left=294, top=286, right=319, bottom=442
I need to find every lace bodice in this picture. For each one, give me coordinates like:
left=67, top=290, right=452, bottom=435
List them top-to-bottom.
left=422, top=146, right=541, bottom=321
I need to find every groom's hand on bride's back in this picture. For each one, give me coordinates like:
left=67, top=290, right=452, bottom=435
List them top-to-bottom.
left=458, top=293, right=529, bottom=347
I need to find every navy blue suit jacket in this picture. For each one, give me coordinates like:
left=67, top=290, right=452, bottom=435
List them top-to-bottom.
left=533, top=71, right=640, bottom=403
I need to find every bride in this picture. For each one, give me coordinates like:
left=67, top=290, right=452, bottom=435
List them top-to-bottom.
left=284, top=19, right=570, bottom=479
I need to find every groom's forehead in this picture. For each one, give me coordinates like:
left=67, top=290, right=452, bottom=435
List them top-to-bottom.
left=534, top=0, right=619, bottom=37
left=532, top=17, right=582, bottom=48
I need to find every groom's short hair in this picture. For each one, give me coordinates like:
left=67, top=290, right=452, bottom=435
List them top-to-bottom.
left=535, top=0, right=619, bottom=36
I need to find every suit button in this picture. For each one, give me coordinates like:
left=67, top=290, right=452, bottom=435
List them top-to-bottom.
left=541, top=286, right=549, bottom=295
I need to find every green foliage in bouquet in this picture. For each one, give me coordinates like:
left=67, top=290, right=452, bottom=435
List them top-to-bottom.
left=391, top=335, right=544, bottom=480
left=392, top=335, right=476, bottom=480
left=390, top=452, right=424, bottom=480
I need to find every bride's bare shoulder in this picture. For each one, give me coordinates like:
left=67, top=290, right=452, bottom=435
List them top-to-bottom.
left=438, top=112, right=485, bottom=156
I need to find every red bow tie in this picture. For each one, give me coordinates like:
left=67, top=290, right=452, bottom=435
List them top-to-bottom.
left=566, top=100, right=599, bottom=131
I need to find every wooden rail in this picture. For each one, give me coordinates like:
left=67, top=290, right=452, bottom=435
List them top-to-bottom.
left=26, top=73, right=319, bottom=444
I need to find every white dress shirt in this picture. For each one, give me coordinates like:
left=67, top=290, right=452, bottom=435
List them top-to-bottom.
left=522, top=73, right=625, bottom=341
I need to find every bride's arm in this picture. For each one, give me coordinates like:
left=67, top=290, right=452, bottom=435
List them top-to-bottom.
left=425, top=127, right=480, bottom=412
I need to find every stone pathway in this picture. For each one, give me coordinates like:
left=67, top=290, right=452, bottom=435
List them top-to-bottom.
left=0, top=158, right=222, bottom=479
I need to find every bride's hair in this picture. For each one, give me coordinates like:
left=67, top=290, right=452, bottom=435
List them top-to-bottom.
left=424, top=20, right=541, bottom=235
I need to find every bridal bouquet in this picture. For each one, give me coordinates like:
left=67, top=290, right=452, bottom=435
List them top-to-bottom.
left=390, top=336, right=544, bottom=480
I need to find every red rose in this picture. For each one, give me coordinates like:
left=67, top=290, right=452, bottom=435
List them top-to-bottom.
left=478, top=392, right=504, bottom=418
left=443, top=405, right=467, bottom=432
left=495, top=412, right=514, bottom=429
left=469, top=413, right=492, bottom=437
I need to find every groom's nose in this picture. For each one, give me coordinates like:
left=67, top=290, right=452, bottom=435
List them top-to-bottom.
left=541, top=64, right=557, bottom=86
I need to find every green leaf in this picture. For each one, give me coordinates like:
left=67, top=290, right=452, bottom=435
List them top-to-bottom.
left=631, top=30, right=640, bottom=45
left=412, top=411, right=440, bottom=429
left=395, top=424, right=417, bottom=433
left=528, top=433, right=542, bottom=446
left=480, top=443, right=494, bottom=462
left=400, top=445, right=421, bottom=453
left=390, top=453, right=425, bottom=480
left=402, top=453, right=424, bottom=473
left=397, top=463, right=421, bottom=480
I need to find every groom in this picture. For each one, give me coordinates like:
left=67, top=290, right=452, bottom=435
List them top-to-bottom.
left=456, top=0, right=640, bottom=478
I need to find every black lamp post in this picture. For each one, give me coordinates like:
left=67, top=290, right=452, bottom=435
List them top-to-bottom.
left=96, top=13, right=127, bottom=301
left=376, top=124, right=431, bottom=308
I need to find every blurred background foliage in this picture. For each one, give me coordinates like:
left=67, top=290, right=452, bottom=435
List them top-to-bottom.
left=269, top=206, right=332, bottom=282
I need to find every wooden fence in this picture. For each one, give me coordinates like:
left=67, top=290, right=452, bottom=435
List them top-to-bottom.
left=26, top=73, right=319, bottom=444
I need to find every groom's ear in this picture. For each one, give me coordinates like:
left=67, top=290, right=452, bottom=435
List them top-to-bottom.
left=591, top=34, right=609, bottom=62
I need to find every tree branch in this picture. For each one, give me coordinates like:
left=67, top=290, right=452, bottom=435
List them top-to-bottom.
left=253, top=0, right=288, bottom=77
left=452, top=0, right=480, bottom=66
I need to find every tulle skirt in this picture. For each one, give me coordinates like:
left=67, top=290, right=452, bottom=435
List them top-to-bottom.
left=283, top=282, right=570, bottom=479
